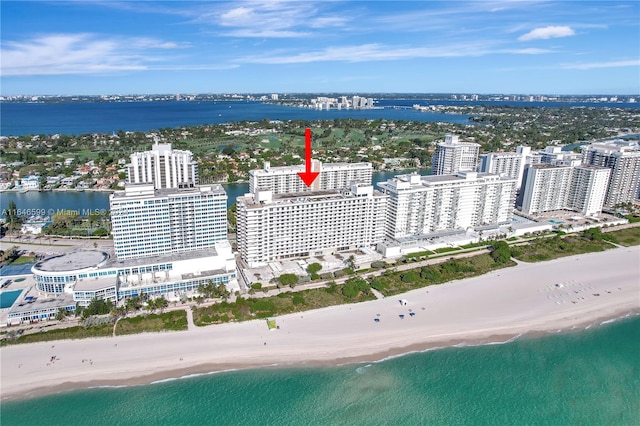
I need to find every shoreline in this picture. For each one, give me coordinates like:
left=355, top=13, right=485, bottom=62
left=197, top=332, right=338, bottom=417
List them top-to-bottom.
left=1, top=246, right=639, bottom=401
left=4, top=311, right=637, bottom=402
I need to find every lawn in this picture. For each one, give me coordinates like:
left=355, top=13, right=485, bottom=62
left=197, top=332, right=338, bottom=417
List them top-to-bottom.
left=602, top=226, right=640, bottom=247
left=510, top=234, right=613, bottom=263
left=371, top=253, right=516, bottom=297
left=10, top=256, right=36, bottom=265
left=193, top=279, right=375, bottom=327
left=115, top=310, right=188, bottom=335
left=1, top=324, right=113, bottom=346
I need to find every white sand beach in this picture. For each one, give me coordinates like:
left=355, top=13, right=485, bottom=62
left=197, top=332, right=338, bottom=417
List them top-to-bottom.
left=1, top=246, right=639, bottom=400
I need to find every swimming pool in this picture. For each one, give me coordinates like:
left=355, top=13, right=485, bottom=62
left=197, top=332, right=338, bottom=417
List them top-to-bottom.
left=548, top=219, right=564, bottom=225
left=0, top=289, right=23, bottom=309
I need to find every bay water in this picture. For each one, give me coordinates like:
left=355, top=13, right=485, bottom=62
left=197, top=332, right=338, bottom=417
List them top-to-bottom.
left=0, top=171, right=424, bottom=212
left=1, top=316, right=638, bottom=425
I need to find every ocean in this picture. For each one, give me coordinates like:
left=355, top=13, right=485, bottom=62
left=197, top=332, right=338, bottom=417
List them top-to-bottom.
left=2, top=316, right=638, bottom=425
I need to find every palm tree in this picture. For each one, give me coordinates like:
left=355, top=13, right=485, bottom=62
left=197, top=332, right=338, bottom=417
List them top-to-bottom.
left=347, top=255, right=357, bottom=272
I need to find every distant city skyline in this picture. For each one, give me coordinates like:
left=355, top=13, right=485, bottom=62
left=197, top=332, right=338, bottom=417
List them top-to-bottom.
left=1, top=1, right=639, bottom=96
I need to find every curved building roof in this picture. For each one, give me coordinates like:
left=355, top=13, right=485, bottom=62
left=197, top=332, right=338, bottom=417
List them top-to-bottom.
left=33, top=251, right=109, bottom=273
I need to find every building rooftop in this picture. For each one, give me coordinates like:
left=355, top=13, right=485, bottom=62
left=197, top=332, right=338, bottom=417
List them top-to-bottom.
left=379, top=172, right=515, bottom=190
left=111, top=184, right=226, bottom=200
left=239, top=188, right=383, bottom=208
left=33, top=242, right=232, bottom=275
left=108, top=242, right=231, bottom=269
left=33, top=251, right=109, bottom=273
left=75, top=276, right=118, bottom=291
left=9, top=293, right=75, bottom=315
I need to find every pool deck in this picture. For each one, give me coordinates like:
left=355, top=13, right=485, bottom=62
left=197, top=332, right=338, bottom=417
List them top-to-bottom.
left=0, top=275, right=36, bottom=327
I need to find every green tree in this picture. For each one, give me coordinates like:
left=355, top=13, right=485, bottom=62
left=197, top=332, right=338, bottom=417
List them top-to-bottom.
left=2, top=201, right=20, bottom=233
left=227, top=203, right=237, bottom=232
left=52, top=210, right=81, bottom=229
left=582, top=227, right=603, bottom=241
left=490, top=241, right=512, bottom=264
left=347, top=255, right=357, bottom=271
left=307, top=262, right=322, bottom=274
left=307, top=262, right=322, bottom=279
left=278, top=273, right=299, bottom=288
left=341, top=277, right=370, bottom=299
left=197, top=281, right=231, bottom=300
left=125, top=296, right=142, bottom=313
left=155, top=296, right=169, bottom=312
left=82, top=298, right=114, bottom=319
left=55, top=308, right=69, bottom=321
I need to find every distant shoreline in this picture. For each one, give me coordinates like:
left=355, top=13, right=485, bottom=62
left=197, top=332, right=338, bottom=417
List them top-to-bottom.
left=1, top=246, right=638, bottom=401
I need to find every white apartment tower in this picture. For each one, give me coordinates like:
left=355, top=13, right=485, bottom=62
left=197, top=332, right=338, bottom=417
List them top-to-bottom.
left=432, top=135, right=480, bottom=175
left=581, top=140, right=640, bottom=207
left=127, top=143, right=199, bottom=190
left=479, top=146, right=530, bottom=189
left=537, top=146, right=582, bottom=167
left=249, top=161, right=373, bottom=194
left=518, top=165, right=610, bottom=215
left=568, top=166, right=611, bottom=215
left=378, top=172, right=517, bottom=239
left=110, top=184, right=227, bottom=260
left=236, top=184, right=387, bottom=267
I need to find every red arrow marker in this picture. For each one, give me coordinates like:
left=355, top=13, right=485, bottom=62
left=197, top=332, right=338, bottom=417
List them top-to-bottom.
left=297, top=128, right=319, bottom=187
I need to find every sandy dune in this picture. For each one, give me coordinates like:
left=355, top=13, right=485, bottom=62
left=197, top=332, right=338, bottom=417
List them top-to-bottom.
left=1, top=246, right=639, bottom=400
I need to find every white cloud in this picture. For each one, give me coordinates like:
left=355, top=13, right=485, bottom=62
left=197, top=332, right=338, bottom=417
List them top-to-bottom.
left=210, top=1, right=351, bottom=38
left=518, top=25, right=575, bottom=41
left=222, top=29, right=311, bottom=38
left=0, top=33, right=182, bottom=76
left=239, top=42, right=551, bottom=64
left=561, top=60, right=640, bottom=70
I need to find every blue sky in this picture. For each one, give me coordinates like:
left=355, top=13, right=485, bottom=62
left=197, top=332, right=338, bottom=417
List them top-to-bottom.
left=1, top=1, right=639, bottom=95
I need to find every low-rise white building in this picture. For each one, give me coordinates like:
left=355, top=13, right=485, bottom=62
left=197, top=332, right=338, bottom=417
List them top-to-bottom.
left=30, top=243, right=238, bottom=307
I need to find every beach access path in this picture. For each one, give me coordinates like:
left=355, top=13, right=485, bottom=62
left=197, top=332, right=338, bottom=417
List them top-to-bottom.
left=1, top=245, right=638, bottom=400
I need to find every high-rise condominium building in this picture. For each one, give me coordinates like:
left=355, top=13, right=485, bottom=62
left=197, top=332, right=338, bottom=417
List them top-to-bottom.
left=432, top=135, right=480, bottom=175
left=581, top=140, right=640, bottom=207
left=126, top=143, right=199, bottom=190
left=479, top=146, right=530, bottom=189
left=536, top=146, right=582, bottom=167
left=249, top=161, right=373, bottom=194
left=518, top=165, right=610, bottom=215
left=568, top=166, right=611, bottom=215
left=378, top=172, right=517, bottom=239
left=110, top=184, right=227, bottom=260
left=236, top=184, right=387, bottom=267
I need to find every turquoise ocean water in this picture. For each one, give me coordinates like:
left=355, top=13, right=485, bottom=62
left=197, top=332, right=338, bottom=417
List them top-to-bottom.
left=2, top=316, right=638, bottom=425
